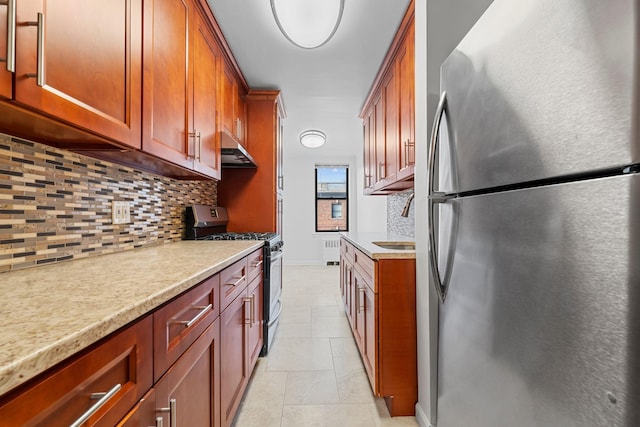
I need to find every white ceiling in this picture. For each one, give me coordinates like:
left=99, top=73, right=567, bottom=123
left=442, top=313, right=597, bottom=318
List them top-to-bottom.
left=207, top=0, right=411, bottom=153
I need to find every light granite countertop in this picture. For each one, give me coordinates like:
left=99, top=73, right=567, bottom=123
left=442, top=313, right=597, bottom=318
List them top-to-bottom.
left=340, top=231, right=416, bottom=259
left=0, top=240, right=263, bottom=397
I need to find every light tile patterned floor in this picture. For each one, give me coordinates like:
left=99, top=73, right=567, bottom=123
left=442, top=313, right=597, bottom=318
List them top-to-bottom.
left=232, top=265, right=418, bottom=427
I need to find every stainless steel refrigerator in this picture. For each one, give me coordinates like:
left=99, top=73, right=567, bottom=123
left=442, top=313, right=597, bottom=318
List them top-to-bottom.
left=427, top=0, right=639, bottom=425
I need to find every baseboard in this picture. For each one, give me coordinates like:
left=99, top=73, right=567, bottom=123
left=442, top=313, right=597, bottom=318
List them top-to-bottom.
left=415, top=402, right=432, bottom=427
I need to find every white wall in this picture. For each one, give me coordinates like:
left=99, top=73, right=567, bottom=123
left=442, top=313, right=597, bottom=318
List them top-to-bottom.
left=415, top=0, right=494, bottom=426
left=282, top=118, right=386, bottom=266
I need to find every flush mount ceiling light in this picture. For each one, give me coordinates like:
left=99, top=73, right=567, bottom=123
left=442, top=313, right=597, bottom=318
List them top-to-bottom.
left=270, top=0, right=345, bottom=49
left=300, top=130, right=326, bottom=148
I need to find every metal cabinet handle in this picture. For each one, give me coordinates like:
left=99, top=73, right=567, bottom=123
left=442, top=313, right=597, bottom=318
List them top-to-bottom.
left=0, top=0, right=15, bottom=72
left=25, top=12, right=45, bottom=87
left=196, top=131, right=201, bottom=161
left=404, top=140, right=415, bottom=167
left=378, top=162, right=386, bottom=179
left=252, top=260, right=263, bottom=268
left=227, top=275, right=246, bottom=287
left=357, top=286, right=365, bottom=313
left=243, top=297, right=252, bottom=325
left=172, top=303, right=212, bottom=328
left=69, top=383, right=122, bottom=427
left=159, top=398, right=177, bottom=427
left=156, top=417, right=164, bottom=427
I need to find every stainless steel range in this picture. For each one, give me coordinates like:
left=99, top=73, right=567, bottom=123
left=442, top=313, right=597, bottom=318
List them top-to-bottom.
left=185, top=204, right=283, bottom=356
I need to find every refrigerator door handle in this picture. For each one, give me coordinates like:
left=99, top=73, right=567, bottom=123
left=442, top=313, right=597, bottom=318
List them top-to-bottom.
left=428, top=91, right=451, bottom=303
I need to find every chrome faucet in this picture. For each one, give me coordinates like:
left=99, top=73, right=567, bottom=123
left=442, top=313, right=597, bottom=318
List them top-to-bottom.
left=400, top=192, right=415, bottom=217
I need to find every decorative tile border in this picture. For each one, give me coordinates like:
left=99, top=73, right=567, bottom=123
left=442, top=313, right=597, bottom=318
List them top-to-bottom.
left=0, top=134, right=216, bottom=272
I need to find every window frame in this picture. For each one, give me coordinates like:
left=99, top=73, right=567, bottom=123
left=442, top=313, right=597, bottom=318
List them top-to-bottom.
left=315, top=165, right=349, bottom=232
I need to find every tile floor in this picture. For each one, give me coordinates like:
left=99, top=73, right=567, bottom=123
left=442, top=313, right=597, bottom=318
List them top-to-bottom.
left=232, top=265, right=418, bottom=427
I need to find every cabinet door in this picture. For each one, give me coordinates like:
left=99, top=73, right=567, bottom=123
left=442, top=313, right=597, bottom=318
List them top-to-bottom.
left=14, top=0, right=142, bottom=148
left=142, top=0, right=193, bottom=168
left=0, top=1, right=12, bottom=99
left=192, top=11, right=221, bottom=179
left=397, top=25, right=415, bottom=181
left=220, top=61, right=236, bottom=140
left=381, top=68, right=398, bottom=186
left=235, top=87, right=246, bottom=146
left=373, top=92, right=385, bottom=187
left=363, top=108, right=375, bottom=193
left=276, top=112, right=284, bottom=194
left=353, top=270, right=366, bottom=352
left=247, top=277, right=264, bottom=370
left=362, top=282, right=377, bottom=392
left=220, top=291, right=249, bottom=427
left=156, top=319, right=221, bottom=427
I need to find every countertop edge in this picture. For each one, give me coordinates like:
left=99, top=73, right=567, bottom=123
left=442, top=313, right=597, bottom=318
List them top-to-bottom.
left=340, top=231, right=416, bottom=259
left=0, top=241, right=263, bottom=397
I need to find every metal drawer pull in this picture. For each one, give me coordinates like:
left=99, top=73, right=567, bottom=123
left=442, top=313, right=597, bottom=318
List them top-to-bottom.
left=0, top=0, right=15, bottom=72
left=25, top=12, right=45, bottom=87
left=252, top=260, right=263, bottom=268
left=227, top=275, right=246, bottom=287
left=357, top=287, right=365, bottom=313
left=243, top=297, right=252, bottom=325
left=173, top=304, right=212, bottom=328
left=69, top=383, right=121, bottom=427
left=159, top=399, right=177, bottom=427
left=156, top=417, right=163, bottom=427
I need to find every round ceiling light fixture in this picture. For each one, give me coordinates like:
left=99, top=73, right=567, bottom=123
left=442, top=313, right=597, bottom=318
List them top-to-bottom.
left=270, top=0, right=345, bottom=49
left=299, top=130, right=326, bottom=148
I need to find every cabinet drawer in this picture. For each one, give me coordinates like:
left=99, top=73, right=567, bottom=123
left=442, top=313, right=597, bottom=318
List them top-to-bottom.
left=340, top=239, right=355, bottom=265
left=246, top=247, right=264, bottom=284
left=354, top=248, right=376, bottom=291
left=220, top=257, right=249, bottom=310
left=153, top=274, right=220, bottom=381
left=0, top=316, right=153, bottom=427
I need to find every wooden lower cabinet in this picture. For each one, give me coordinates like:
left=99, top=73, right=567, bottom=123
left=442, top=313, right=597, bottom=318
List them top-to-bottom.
left=339, top=238, right=417, bottom=417
left=0, top=250, right=264, bottom=427
left=0, top=316, right=153, bottom=427
left=156, top=319, right=221, bottom=427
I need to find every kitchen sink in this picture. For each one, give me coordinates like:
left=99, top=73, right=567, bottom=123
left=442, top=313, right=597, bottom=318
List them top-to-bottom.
left=372, top=241, right=415, bottom=250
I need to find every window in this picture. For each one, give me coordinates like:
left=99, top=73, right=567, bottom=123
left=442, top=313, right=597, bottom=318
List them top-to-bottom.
left=316, top=166, right=348, bottom=232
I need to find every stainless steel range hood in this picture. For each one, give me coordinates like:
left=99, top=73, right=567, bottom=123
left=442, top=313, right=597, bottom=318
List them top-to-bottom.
left=220, top=131, right=257, bottom=168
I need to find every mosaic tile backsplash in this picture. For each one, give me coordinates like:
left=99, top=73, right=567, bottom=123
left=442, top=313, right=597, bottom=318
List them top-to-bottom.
left=0, top=134, right=216, bottom=272
left=387, top=189, right=415, bottom=238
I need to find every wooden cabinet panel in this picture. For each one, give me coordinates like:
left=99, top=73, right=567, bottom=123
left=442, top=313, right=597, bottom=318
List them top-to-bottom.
left=13, top=0, right=142, bottom=148
left=142, top=0, right=193, bottom=169
left=0, top=2, right=11, bottom=99
left=192, top=10, right=222, bottom=179
left=397, top=24, right=415, bottom=181
left=220, top=61, right=236, bottom=141
left=381, top=68, right=398, bottom=186
left=373, top=92, right=385, bottom=187
left=363, top=108, right=375, bottom=193
left=153, top=274, right=220, bottom=382
left=363, top=282, right=377, bottom=390
left=220, top=291, right=249, bottom=427
left=0, top=316, right=153, bottom=427
left=156, top=319, right=221, bottom=427
left=116, top=388, right=156, bottom=427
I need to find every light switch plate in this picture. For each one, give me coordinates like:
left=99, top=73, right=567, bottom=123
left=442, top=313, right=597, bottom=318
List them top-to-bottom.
left=112, top=201, right=131, bottom=224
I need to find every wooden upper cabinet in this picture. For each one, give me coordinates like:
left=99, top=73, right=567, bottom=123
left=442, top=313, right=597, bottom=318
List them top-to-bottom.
left=13, top=0, right=142, bottom=148
left=142, top=0, right=193, bottom=169
left=359, top=0, right=414, bottom=194
left=0, top=2, right=11, bottom=99
left=192, top=10, right=221, bottom=179
left=397, top=23, right=415, bottom=181
left=221, top=60, right=246, bottom=147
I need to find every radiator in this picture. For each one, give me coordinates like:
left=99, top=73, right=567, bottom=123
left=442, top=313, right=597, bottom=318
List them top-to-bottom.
left=321, top=238, right=340, bottom=265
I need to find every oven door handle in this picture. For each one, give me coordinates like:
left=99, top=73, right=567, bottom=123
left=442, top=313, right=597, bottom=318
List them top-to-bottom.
left=267, top=300, right=283, bottom=327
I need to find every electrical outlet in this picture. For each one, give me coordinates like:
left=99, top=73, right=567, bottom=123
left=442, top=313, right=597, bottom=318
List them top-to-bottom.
left=112, top=201, right=131, bottom=224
